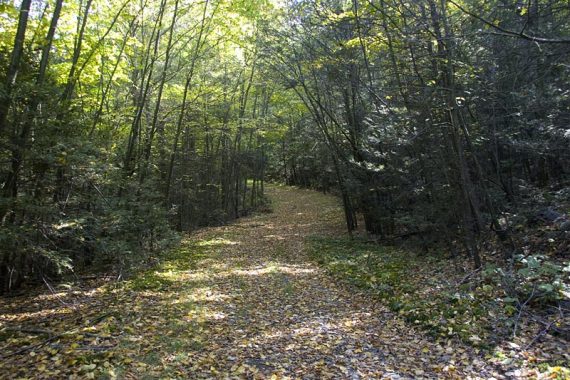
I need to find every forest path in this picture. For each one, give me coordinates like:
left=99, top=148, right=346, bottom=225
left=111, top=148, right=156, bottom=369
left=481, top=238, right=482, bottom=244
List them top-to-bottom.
left=111, top=185, right=490, bottom=379
left=1, top=186, right=493, bottom=379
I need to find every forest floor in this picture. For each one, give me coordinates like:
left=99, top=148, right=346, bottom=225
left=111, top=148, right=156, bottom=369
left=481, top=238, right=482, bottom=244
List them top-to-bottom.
left=0, top=186, right=567, bottom=379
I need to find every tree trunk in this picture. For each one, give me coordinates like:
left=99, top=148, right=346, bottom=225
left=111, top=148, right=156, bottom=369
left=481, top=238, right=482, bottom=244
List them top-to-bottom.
left=0, top=0, right=32, bottom=136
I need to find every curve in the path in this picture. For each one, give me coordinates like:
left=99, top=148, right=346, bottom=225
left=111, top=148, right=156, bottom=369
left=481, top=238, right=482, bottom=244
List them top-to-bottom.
left=136, top=185, right=492, bottom=379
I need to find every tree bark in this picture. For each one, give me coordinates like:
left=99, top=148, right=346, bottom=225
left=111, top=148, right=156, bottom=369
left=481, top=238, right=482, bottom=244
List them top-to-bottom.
left=0, top=0, right=32, bottom=136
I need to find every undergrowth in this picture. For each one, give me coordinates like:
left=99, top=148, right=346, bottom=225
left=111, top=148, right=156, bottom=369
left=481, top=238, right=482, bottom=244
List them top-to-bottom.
left=307, top=236, right=570, bottom=376
left=308, top=237, right=508, bottom=345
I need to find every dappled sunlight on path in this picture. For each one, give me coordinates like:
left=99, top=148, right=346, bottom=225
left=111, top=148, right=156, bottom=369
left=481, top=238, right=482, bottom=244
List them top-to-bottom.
left=108, top=185, right=492, bottom=379
left=1, top=186, right=495, bottom=379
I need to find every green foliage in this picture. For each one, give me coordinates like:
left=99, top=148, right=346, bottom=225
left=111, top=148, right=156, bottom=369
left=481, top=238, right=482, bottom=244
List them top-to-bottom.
left=0, top=0, right=280, bottom=292
left=270, top=0, right=570, bottom=272
left=501, top=254, right=569, bottom=305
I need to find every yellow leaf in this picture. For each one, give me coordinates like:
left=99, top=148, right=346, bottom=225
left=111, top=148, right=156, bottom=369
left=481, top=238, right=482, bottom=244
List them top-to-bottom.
left=236, top=366, right=247, bottom=374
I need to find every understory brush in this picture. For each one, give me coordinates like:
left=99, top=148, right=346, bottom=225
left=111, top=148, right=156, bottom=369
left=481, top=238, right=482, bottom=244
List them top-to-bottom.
left=307, top=236, right=570, bottom=374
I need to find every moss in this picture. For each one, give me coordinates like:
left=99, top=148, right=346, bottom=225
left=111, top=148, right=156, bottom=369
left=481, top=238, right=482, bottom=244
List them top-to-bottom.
left=125, top=239, right=211, bottom=291
left=128, top=272, right=175, bottom=291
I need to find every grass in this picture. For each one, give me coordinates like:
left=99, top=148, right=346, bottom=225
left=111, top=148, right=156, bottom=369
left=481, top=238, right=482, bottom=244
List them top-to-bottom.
left=125, top=240, right=210, bottom=291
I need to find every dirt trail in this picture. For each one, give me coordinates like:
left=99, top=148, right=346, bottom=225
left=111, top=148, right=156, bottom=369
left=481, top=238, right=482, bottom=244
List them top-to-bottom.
left=142, top=185, right=490, bottom=379
left=1, top=186, right=494, bottom=379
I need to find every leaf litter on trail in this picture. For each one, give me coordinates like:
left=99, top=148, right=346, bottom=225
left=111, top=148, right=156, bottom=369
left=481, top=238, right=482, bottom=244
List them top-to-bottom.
left=0, top=186, right=556, bottom=379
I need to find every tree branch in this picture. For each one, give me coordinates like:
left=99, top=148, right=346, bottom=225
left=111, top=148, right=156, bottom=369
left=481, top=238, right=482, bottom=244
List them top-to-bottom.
left=448, top=0, right=570, bottom=44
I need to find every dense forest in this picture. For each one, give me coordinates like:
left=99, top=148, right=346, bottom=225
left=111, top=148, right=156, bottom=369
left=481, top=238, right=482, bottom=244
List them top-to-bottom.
left=0, top=0, right=278, bottom=290
left=1, top=0, right=569, bottom=377
left=1, top=0, right=569, bottom=288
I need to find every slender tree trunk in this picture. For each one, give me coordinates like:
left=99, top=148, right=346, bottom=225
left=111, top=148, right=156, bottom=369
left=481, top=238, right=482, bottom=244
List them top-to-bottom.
left=0, top=0, right=32, bottom=136
left=2, top=0, right=63, bottom=204
left=61, top=0, right=94, bottom=102
left=124, top=0, right=166, bottom=177
left=140, top=0, right=180, bottom=185
left=165, top=0, right=211, bottom=201
left=435, top=0, right=482, bottom=267
left=89, top=16, right=137, bottom=137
